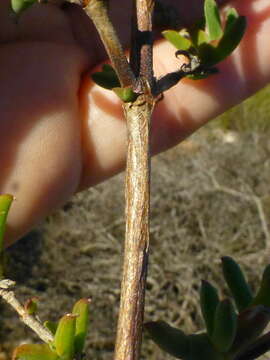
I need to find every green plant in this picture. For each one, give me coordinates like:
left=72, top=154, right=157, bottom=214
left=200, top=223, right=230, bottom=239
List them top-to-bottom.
left=146, top=257, right=270, bottom=360
left=12, top=298, right=91, bottom=360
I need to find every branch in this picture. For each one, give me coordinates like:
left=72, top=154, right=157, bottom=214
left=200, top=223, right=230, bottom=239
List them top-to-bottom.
left=83, top=0, right=135, bottom=87
left=113, top=1, right=155, bottom=360
left=0, top=279, right=53, bottom=343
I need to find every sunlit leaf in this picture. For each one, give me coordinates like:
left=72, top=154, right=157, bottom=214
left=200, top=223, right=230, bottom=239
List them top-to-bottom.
left=11, top=0, right=37, bottom=14
left=204, top=0, right=223, bottom=41
left=162, top=30, right=192, bottom=51
left=112, top=87, right=138, bottom=103
left=0, top=194, right=13, bottom=251
left=72, top=298, right=90, bottom=354
left=54, top=314, right=76, bottom=360
left=12, top=344, right=59, bottom=360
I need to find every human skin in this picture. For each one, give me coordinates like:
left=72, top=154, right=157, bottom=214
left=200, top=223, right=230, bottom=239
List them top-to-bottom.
left=0, top=0, right=269, bottom=245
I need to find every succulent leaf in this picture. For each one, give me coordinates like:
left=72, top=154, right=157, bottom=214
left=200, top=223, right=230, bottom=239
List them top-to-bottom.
left=11, top=0, right=37, bottom=14
left=204, top=0, right=223, bottom=41
left=214, top=16, right=246, bottom=64
left=162, top=30, right=192, bottom=51
left=91, top=64, right=120, bottom=90
left=112, top=87, right=138, bottom=103
left=0, top=194, right=13, bottom=251
left=221, top=256, right=253, bottom=311
left=252, top=264, right=270, bottom=307
left=200, top=280, right=220, bottom=336
left=72, top=298, right=90, bottom=354
left=211, top=299, right=237, bottom=352
left=230, top=305, right=270, bottom=357
left=54, top=314, right=76, bottom=360
left=44, top=321, right=58, bottom=336
left=145, top=321, right=189, bottom=359
left=188, top=333, right=222, bottom=360
left=12, top=344, right=59, bottom=360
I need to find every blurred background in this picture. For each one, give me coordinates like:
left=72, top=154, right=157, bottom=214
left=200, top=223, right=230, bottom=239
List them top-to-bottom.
left=1, top=84, right=270, bottom=359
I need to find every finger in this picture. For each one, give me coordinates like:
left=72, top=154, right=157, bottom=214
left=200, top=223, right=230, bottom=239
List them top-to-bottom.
left=0, top=0, right=75, bottom=44
left=78, top=0, right=270, bottom=189
left=0, top=42, right=88, bottom=245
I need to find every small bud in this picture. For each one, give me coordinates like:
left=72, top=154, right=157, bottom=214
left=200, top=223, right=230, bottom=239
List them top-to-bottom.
left=24, top=297, right=39, bottom=315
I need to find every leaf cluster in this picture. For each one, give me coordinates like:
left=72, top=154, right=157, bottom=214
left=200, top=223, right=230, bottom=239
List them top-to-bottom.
left=162, top=0, right=246, bottom=79
left=146, top=257, right=270, bottom=360
left=13, top=298, right=90, bottom=360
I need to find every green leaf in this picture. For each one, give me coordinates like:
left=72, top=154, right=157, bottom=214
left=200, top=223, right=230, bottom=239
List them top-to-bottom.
left=11, top=0, right=37, bottom=14
left=204, top=0, right=223, bottom=41
left=224, top=8, right=239, bottom=34
left=214, top=16, right=246, bottom=63
left=190, top=29, right=210, bottom=49
left=162, top=30, right=192, bottom=51
left=91, top=64, right=120, bottom=90
left=112, top=87, right=138, bottom=103
left=0, top=194, right=13, bottom=252
left=221, top=256, right=253, bottom=311
left=252, top=264, right=270, bottom=307
left=200, top=280, right=219, bottom=337
left=72, top=298, right=90, bottom=354
left=211, top=299, right=237, bottom=352
left=230, top=305, right=270, bottom=357
left=54, top=314, right=76, bottom=360
left=44, top=321, right=58, bottom=336
left=145, top=321, right=189, bottom=359
left=188, top=333, right=222, bottom=360
left=12, top=344, right=59, bottom=360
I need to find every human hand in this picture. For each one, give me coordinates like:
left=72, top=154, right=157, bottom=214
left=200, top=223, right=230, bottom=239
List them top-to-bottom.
left=0, top=0, right=269, bottom=245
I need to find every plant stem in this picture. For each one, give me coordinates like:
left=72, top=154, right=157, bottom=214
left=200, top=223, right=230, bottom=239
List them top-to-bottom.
left=84, top=0, right=135, bottom=87
left=130, top=0, right=154, bottom=88
left=114, top=2, right=155, bottom=359
left=114, top=92, right=155, bottom=360
left=0, top=279, right=53, bottom=343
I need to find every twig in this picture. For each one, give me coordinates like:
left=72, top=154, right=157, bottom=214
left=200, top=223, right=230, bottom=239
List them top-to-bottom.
left=83, top=0, right=135, bottom=87
left=130, top=0, right=155, bottom=88
left=0, top=279, right=53, bottom=343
